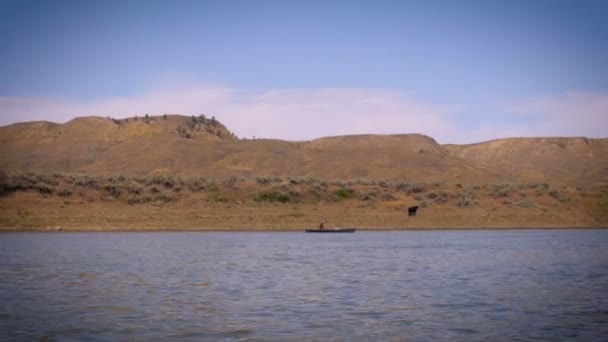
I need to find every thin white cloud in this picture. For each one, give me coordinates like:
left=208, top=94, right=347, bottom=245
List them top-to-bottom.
left=0, top=86, right=456, bottom=141
left=0, top=87, right=606, bottom=144
left=508, top=91, right=608, bottom=138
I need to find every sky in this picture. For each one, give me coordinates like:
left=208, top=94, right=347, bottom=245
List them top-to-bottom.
left=0, top=0, right=607, bottom=143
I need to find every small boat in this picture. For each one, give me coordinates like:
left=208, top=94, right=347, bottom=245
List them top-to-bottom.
left=305, top=228, right=356, bottom=233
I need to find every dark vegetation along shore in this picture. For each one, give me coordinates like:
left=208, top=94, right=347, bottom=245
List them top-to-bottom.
left=0, top=115, right=607, bottom=230
left=1, top=172, right=606, bottom=231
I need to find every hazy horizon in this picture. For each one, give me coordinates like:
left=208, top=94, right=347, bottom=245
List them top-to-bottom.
left=1, top=0, right=607, bottom=143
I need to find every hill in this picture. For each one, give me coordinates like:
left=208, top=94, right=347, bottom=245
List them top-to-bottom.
left=0, top=115, right=607, bottom=230
left=2, top=115, right=606, bottom=184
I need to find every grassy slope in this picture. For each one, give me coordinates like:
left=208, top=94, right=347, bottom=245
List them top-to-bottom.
left=0, top=115, right=607, bottom=230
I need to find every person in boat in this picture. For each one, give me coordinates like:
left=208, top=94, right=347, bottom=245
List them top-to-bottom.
left=319, top=221, right=325, bottom=230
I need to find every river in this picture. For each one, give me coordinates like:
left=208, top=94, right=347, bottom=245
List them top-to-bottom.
left=1, top=230, right=607, bottom=341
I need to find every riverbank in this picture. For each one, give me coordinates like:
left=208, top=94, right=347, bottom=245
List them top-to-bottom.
left=1, top=191, right=606, bottom=231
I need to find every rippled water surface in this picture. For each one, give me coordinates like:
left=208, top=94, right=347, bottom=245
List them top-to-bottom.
left=1, top=230, right=608, bottom=341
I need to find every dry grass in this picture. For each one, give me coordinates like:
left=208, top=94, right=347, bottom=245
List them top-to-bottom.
left=0, top=115, right=606, bottom=230
left=0, top=173, right=606, bottom=230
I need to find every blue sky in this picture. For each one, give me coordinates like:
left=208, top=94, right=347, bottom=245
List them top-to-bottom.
left=1, top=0, right=606, bottom=143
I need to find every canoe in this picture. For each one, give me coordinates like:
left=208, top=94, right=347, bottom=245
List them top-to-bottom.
left=305, top=228, right=356, bottom=233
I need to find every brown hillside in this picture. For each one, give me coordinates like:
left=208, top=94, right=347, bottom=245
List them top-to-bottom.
left=0, top=115, right=606, bottom=185
left=1, top=116, right=607, bottom=230
left=445, top=137, right=608, bottom=185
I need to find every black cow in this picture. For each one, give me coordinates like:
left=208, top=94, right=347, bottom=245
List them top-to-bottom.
left=408, top=206, right=419, bottom=216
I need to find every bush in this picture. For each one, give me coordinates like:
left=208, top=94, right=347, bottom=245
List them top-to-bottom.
left=0, top=174, right=15, bottom=195
left=8, top=174, right=36, bottom=191
left=36, top=174, right=59, bottom=186
left=73, top=176, right=99, bottom=188
left=225, top=177, right=238, bottom=187
left=256, top=177, right=272, bottom=185
left=289, top=177, right=305, bottom=185
left=163, top=178, right=175, bottom=188
left=188, top=178, right=206, bottom=192
left=396, top=182, right=425, bottom=194
left=128, top=183, right=142, bottom=194
left=535, top=183, right=549, bottom=196
left=36, top=184, right=53, bottom=195
left=492, top=184, right=512, bottom=198
left=105, top=185, right=121, bottom=198
left=333, top=187, right=355, bottom=200
left=58, top=188, right=73, bottom=197
left=549, top=190, right=569, bottom=202
left=255, top=191, right=290, bottom=203
left=362, top=191, right=377, bottom=201
left=427, top=191, right=448, bottom=204
left=207, top=192, right=229, bottom=203
left=382, top=193, right=397, bottom=201
left=154, top=194, right=174, bottom=203
left=128, top=195, right=152, bottom=205
left=457, top=195, right=477, bottom=208
left=518, top=198, right=536, bottom=208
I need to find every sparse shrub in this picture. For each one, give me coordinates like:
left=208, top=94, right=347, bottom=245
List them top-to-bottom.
left=0, top=174, right=22, bottom=195
left=36, top=174, right=58, bottom=186
left=74, top=175, right=99, bottom=188
left=133, top=176, right=147, bottom=184
left=146, top=176, right=165, bottom=186
left=225, top=177, right=238, bottom=188
left=256, top=177, right=272, bottom=185
left=289, top=177, right=305, bottom=185
left=163, top=178, right=175, bottom=188
left=188, top=178, right=206, bottom=192
left=307, top=178, right=326, bottom=191
left=331, top=179, right=346, bottom=187
left=377, top=180, right=390, bottom=188
left=208, top=181, right=219, bottom=192
left=396, top=182, right=425, bottom=194
left=128, top=183, right=142, bottom=195
left=535, top=183, right=549, bottom=196
left=35, top=184, right=53, bottom=195
left=492, top=184, right=513, bottom=198
left=105, top=185, right=121, bottom=198
left=150, top=186, right=161, bottom=193
left=464, top=186, right=479, bottom=200
left=58, top=187, right=73, bottom=197
left=333, top=187, right=355, bottom=201
left=549, top=190, right=569, bottom=202
left=255, top=191, right=290, bottom=203
left=362, top=191, right=377, bottom=201
left=427, top=191, right=448, bottom=204
left=207, top=192, right=229, bottom=203
left=382, top=193, right=397, bottom=201
left=154, top=194, right=174, bottom=203
left=128, top=195, right=152, bottom=205
left=457, top=195, right=477, bottom=208
left=518, top=198, right=536, bottom=208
